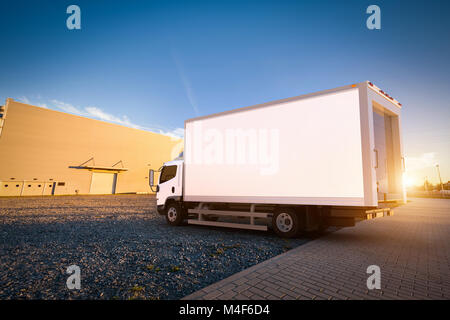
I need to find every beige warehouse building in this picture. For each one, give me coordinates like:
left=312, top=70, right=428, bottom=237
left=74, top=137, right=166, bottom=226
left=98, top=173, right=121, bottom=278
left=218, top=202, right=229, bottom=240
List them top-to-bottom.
left=0, top=98, right=182, bottom=196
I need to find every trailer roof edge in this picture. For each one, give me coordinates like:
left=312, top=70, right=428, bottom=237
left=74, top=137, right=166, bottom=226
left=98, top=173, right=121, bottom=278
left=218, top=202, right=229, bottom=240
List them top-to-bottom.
left=184, top=82, right=369, bottom=124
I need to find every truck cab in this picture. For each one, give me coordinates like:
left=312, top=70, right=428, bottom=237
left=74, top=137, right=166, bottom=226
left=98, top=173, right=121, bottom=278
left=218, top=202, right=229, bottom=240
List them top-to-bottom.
left=153, top=160, right=183, bottom=219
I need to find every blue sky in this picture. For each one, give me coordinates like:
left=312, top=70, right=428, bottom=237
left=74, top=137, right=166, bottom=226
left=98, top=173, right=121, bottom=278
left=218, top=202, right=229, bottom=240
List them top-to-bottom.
left=0, top=0, right=449, bottom=184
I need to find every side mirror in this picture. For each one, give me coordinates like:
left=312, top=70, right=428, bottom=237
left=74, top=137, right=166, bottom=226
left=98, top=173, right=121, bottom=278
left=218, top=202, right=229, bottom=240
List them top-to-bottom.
left=149, top=167, right=163, bottom=193
left=149, top=169, right=155, bottom=187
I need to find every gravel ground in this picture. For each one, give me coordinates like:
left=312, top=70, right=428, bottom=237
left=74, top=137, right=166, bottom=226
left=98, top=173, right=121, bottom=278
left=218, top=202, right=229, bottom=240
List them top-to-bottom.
left=0, top=195, right=312, bottom=300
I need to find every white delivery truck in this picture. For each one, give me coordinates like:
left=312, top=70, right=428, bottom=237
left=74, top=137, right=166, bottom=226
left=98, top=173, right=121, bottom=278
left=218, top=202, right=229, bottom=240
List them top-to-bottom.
left=150, top=82, right=406, bottom=238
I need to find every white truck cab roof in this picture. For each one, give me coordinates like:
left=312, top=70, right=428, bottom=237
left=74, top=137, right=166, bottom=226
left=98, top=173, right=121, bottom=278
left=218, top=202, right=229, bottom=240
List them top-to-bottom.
left=162, top=159, right=184, bottom=167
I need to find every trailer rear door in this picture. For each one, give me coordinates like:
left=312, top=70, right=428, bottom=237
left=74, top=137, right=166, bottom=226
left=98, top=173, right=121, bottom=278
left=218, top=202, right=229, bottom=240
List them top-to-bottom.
left=371, top=100, right=404, bottom=202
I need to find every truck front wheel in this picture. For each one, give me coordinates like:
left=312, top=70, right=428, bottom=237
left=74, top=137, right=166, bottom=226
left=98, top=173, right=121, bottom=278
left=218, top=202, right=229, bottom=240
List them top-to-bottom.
left=165, top=202, right=185, bottom=226
left=272, top=208, right=300, bottom=238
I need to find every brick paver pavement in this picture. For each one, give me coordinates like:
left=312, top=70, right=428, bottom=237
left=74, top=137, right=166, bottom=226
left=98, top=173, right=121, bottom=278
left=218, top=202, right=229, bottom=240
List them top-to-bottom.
left=183, top=198, right=450, bottom=300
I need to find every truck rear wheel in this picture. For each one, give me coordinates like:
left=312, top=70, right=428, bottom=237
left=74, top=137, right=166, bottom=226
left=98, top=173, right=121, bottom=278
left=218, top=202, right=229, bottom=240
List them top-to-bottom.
left=165, top=202, right=185, bottom=226
left=272, top=208, right=300, bottom=238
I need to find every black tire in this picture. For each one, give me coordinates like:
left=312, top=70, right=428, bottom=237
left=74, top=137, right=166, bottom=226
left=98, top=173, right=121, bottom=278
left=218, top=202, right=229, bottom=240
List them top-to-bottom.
left=165, top=202, right=185, bottom=226
left=272, top=208, right=300, bottom=238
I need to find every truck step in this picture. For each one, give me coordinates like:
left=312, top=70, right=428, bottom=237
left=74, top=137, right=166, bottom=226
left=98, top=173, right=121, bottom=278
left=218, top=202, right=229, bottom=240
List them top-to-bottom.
left=188, top=209, right=269, bottom=218
left=187, top=219, right=268, bottom=231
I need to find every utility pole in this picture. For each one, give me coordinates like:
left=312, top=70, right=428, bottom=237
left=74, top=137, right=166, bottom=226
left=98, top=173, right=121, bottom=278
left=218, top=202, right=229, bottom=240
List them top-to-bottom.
left=436, top=164, right=444, bottom=195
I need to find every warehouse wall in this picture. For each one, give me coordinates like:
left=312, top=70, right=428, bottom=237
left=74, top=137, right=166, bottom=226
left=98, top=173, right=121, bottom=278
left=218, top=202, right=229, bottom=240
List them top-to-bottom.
left=0, top=99, right=182, bottom=196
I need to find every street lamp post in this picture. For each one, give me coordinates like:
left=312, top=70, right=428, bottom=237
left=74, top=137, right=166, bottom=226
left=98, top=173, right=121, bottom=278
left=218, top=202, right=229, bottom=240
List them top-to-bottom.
left=436, top=164, right=444, bottom=194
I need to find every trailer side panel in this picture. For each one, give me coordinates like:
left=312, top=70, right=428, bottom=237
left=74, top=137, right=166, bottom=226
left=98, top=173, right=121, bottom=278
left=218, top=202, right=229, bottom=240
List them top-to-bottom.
left=184, top=87, right=367, bottom=206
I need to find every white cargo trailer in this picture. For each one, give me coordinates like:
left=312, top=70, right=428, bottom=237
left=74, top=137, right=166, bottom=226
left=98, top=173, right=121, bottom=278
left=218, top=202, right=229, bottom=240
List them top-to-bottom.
left=150, top=82, right=405, bottom=237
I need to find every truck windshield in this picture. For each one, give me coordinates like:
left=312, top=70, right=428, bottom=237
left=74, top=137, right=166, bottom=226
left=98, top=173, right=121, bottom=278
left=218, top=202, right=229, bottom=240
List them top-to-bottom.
left=159, top=165, right=177, bottom=184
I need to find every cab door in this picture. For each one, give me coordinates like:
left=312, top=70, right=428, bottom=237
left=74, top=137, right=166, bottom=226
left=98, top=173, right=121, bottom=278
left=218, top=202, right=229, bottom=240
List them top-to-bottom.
left=156, top=164, right=182, bottom=206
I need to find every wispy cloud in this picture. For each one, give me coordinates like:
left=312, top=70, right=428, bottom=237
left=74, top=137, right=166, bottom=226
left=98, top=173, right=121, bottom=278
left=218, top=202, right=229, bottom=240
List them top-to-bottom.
left=171, top=49, right=200, bottom=116
left=18, top=96, right=184, bottom=139
left=18, top=96, right=30, bottom=104
left=19, top=96, right=48, bottom=108
left=51, top=99, right=85, bottom=115
left=85, top=106, right=135, bottom=127
left=164, top=127, right=185, bottom=139
left=405, top=152, right=437, bottom=171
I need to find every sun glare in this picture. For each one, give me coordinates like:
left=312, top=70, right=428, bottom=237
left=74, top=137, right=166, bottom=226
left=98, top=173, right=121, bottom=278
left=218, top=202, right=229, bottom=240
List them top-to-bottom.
left=403, top=174, right=418, bottom=188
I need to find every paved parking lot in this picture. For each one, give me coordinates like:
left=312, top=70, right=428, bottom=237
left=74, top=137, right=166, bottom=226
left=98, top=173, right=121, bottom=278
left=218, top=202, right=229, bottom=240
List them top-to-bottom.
left=0, top=195, right=309, bottom=299
left=184, top=198, right=450, bottom=300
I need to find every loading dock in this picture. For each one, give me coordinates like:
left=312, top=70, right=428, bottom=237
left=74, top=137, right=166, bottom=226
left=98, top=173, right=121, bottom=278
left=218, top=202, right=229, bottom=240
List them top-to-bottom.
left=90, top=172, right=118, bottom=194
